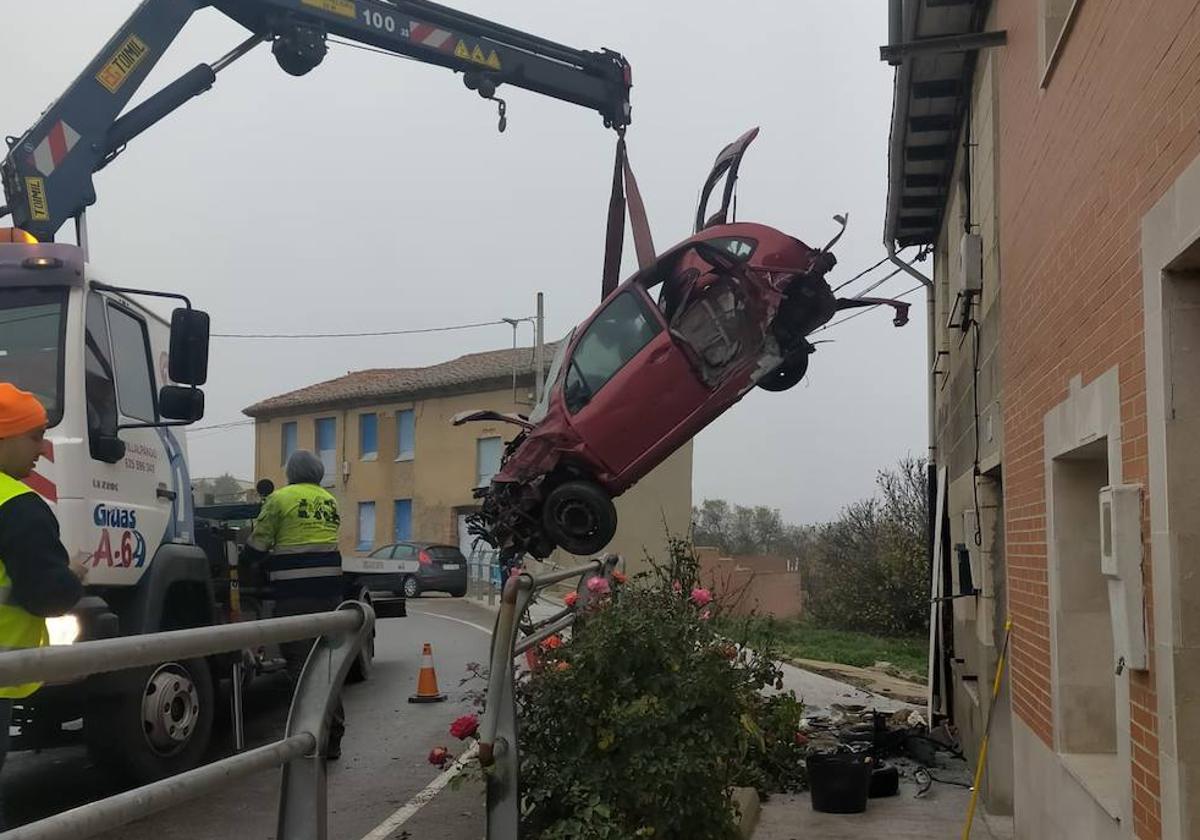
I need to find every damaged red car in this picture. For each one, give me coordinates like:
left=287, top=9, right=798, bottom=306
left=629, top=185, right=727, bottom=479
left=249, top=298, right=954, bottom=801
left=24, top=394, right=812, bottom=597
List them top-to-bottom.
left=455, top=129, right=909, bottom=560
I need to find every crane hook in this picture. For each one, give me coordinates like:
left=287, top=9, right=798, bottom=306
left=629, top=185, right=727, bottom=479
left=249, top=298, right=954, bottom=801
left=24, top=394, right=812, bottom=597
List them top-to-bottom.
left=496, top=98, right=507, bottom=133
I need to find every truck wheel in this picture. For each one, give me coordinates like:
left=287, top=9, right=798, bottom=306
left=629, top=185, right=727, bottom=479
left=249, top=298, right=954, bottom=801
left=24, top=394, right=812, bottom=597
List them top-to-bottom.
left=542, top=480, right=617, bottom=556
left=403, top=576, right=421, bottom=599
left=347, top=590, right=375, bottom=683
left=85, top=658, right=215, bottom=784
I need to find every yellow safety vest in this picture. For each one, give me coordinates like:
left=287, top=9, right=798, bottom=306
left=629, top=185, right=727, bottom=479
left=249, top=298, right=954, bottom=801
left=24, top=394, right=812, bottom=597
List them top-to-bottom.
left=0, top=472, right=51, bottom=699
left=247, top=483, right=341, bottom=553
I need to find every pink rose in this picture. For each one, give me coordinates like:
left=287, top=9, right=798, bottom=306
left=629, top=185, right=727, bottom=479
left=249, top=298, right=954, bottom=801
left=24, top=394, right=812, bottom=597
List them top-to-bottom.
left=586, top=576, right=611, bottom=596
left=672, top=580, right=682, bottom=594
left=690, top=587, right=713, bottom=607
left=564, top=591, right=579, bottom=607
left=699, top=608, right=712, bottom=621
left=449, top=714, right=479, bottom=740
left=428, top=746, right=450, bottom=767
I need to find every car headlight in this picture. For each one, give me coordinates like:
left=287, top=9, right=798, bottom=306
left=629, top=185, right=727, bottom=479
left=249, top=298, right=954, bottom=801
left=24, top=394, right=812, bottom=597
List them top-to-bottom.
left=46, top=615, right=80, bottom=646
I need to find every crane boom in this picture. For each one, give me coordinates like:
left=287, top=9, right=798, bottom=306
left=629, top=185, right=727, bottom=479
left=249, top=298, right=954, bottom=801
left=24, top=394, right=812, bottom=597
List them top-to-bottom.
left=1, top=0, right=632, bottom=241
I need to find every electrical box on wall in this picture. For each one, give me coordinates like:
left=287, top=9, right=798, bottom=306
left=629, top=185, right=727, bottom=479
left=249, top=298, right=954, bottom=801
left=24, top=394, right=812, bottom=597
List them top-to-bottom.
left=957, top=233, right=983, bottom=296
left=1099, top=484, right=1148, bottom=673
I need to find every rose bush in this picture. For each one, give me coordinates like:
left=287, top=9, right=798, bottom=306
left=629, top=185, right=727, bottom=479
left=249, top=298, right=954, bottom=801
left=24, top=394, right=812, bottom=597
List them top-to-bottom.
left=516, top=537, right=803, bottom=840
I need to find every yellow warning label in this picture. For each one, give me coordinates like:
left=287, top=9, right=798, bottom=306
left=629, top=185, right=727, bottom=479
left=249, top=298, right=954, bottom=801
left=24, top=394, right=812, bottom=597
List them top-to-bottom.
left=301, top=0, right=357, bottom=18
left=96, top=34, right=150, bottom=94
left=454, top=41, right=502, bottom=70
left=25, top=177, right=49, bottom=222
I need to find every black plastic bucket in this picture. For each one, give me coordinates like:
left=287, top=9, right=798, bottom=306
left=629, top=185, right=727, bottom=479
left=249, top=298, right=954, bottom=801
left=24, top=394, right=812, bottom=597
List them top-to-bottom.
left=807, top=751, right=871, bottom=814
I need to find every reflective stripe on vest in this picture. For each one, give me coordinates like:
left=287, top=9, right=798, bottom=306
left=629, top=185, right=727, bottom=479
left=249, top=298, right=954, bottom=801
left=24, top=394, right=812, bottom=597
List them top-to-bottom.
left=0, top=472, right=51, bottom=699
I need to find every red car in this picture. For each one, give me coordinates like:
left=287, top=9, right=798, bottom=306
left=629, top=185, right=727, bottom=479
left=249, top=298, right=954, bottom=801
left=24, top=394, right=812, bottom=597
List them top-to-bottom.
left=455, top=129, right=908, bottom=559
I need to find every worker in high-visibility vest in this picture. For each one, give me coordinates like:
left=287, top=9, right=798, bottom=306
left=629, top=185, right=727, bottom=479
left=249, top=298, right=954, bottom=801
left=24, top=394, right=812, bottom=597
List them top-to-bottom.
left=0, top=383, right=86, bottom=825
left=244, top=450, right=345, bottom=759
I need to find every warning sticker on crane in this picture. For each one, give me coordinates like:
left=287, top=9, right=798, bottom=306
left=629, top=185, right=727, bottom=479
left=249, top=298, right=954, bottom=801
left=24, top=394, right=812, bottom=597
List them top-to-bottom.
left=301, top=0, right=357, bottom=19
left=96, top=34, right=150, bottom=94
left=453, top=40, right=502, bottom=70
left=29, top=121, right=81, bottom=177
left=24, top=177, right=49, bottom=222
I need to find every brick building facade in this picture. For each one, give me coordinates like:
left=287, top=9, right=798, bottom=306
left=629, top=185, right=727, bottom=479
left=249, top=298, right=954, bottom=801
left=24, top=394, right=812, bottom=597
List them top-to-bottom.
left=885, top=2, right=1200, bottom=837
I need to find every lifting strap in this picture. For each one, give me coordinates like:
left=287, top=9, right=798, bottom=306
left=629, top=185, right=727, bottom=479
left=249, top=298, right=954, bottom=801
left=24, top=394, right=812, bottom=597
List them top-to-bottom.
left=601, top=131, right=655, bottom=300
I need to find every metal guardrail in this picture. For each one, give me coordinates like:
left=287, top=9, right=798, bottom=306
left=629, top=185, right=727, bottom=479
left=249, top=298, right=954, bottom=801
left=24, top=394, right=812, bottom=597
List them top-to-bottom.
left=467, top=549, right=503, bottom=606
left=478, top=554, right=620, bottom=840
left=1, top=602, right=374, bottom=840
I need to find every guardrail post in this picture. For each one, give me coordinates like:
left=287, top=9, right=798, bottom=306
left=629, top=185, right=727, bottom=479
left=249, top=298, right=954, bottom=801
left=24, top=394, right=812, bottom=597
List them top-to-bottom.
left=276, top=601, right=375, bottom=840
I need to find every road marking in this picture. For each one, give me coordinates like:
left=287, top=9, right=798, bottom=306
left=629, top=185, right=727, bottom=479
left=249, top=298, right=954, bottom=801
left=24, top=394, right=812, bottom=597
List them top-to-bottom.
left=408, top=608, right=493, bottom=636
left=359, top=742, right=480, bottom=840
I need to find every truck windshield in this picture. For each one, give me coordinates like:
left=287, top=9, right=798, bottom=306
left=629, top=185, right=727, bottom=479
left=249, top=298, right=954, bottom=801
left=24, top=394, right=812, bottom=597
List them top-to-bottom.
left=0, top=286, right=67, bottom=427
left=529, top=330, right=574, bottom=425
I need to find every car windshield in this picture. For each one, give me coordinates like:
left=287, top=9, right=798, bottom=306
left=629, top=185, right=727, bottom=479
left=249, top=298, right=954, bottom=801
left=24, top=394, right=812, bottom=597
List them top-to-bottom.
left=0, top=286, right=67, bottom=427
left=529, top=329, right=574, bottom=424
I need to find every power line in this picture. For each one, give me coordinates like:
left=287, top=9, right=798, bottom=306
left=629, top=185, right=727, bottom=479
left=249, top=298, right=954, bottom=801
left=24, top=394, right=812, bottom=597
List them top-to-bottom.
left=831, top=256, right=889, bottom=292
left=852, top=265, right=906, bottom=298
left=814, top=283, right=925, bottom=334
left=212, top=318, right=519, bottom=340
left=189, top=419, right=255, bottom=432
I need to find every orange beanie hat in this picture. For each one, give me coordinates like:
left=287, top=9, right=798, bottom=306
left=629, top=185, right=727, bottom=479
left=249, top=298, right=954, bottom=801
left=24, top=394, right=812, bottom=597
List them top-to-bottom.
left=0, top=384, right=48, bottom=438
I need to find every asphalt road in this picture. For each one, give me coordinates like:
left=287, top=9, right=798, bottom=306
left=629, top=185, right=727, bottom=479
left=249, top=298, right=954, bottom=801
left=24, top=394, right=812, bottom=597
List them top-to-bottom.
left=4, top=596, right=499, bottom=840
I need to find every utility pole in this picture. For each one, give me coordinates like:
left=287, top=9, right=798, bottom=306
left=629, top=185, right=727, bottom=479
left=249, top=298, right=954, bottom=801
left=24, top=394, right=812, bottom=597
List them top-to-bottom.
left=535, top=292, right=545, bottom=403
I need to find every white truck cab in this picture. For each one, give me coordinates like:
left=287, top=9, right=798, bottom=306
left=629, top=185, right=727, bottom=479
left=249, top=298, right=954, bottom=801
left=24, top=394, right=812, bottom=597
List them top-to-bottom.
left=0, top=232, right=221, bottom=781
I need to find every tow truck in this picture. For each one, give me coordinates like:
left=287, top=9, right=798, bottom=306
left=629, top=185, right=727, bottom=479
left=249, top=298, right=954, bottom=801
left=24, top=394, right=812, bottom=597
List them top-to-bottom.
left=0, top=0, right=630, bottom=782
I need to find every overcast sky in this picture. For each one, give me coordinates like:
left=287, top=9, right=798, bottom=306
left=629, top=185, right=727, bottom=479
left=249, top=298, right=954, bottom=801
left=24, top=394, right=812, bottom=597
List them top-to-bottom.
left=2, top=0, right=927, bottom=525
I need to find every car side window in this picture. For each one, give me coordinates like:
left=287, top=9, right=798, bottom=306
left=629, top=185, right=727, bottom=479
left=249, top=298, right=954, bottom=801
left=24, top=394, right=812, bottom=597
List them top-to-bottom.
left=565, top=291, right=661, bottom=413
left=394, top=544, right=417, bottom=560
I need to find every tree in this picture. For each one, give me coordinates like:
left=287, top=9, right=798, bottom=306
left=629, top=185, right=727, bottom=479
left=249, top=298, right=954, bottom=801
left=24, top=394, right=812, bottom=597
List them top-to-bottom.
left=193, top=473, right=246, bottom=504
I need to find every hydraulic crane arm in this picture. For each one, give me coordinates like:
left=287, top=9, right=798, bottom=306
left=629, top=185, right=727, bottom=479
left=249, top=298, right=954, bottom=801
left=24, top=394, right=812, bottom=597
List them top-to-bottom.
left=2, top=0, right=632, bottom=241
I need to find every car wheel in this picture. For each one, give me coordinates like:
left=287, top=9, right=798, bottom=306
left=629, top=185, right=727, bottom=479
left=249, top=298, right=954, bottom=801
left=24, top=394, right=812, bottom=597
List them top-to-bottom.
left=758, top=352, right=810, bottom=392
left=542, top=480, right=618, bottom=556
left=403, top=575, right=421, bottom=599
left=347, top=589, right=375, bottom=683
left=85, top=658, right=215, bottom=784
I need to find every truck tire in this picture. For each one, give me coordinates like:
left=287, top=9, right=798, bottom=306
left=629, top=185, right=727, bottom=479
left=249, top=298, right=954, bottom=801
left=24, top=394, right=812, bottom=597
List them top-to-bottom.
left=542, top=480, right=617, bottom=556
left=347, top=589, right=375, bottom=683
left=85, top=658, right=215, bottom=784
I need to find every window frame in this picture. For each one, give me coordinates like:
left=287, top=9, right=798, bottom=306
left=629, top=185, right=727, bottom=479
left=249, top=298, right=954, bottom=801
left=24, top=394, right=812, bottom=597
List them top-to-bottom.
left=1039, top=0, right=1084, bottom=87
left=0, top=286, right=68, bottom=429
left=84, top=291, right=119, bottom=446
left=105, top=300, right=159, bottom=424
left=395, top=408, right=415, bottom=462
left=359, top=412, right=378, bottom=461
left=315, top=417, right=337, bottom=488
left=280, top=421, right=298, bottom=466
left=476, top=436, right=503, bottom=487
left=356, top=501, right=376, bottom=552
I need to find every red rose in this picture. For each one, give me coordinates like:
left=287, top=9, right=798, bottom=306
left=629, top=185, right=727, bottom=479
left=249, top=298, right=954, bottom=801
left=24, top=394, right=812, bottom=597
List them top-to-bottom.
left=612, top=570, right=628, bottom=585
left=564, top=592, right=579, bottom=608
left=540, top=634, right=563, bottom=651
left=449, top=714, right=479, bottom=740
left=428, top=746, right=450, bottom=767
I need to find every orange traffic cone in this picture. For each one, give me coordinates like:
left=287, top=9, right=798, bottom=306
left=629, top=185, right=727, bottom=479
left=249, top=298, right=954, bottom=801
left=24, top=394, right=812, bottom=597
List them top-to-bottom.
left=408, top=642, right=447, bottom=703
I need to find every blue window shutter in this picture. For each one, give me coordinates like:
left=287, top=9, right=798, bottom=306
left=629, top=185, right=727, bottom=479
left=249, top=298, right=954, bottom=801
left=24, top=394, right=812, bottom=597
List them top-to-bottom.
left=397, top=409, right=415, bottom=460
left=359, top=413, right=378, bottom=458
left=315, top=418, right=337, bottom=486
left=281, top=422, right=298, bottom=465
left=393, top=499, right=412, bottom=542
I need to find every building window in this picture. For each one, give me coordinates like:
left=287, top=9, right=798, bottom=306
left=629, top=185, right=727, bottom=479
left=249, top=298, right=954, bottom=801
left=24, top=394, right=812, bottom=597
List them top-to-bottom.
left=1039, top=0, right=1082, bottom=85
left=396, top=409, right=415, bottom=461
left=359, top=413, right=378, bottom=460
left=315, top=417, right=337, bottom=487
left=281, top=421, right=298, bottom=465
left=476, top=437, right=502, bottom=487
left=394, top=499, right=412, bottom=542
left=357, top=501, right=376, bottom=551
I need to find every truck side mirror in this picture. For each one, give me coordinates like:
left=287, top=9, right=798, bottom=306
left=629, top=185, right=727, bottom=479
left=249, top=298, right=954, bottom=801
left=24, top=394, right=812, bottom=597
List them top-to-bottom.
left=169, top=308, right=210, bottom=386
left=159, top=385, right=205, bottom=422
left=91, top=434, right=126, bottom=464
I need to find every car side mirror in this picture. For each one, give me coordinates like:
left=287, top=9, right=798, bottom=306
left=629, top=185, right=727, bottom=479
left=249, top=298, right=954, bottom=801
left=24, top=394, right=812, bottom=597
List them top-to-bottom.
left=169, top=308, right=210, bottom=386
left=160, top=385, right=205, bottom=422
left=91, top=434, right=126, bottom=464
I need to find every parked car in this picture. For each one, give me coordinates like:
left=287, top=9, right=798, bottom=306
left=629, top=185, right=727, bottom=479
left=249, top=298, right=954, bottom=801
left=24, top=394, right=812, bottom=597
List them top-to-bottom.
left=455, top=128, right=910, bottom=561
left=367, top=541, right=469, bottom=598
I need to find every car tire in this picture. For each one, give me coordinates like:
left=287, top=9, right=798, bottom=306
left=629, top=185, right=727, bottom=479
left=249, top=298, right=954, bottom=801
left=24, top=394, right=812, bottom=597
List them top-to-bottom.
left=758, top=352, right=810, bottom=392
left=542, top=480, right=618, bottom=556
left=403, top=575, right=421, bottom=599
left=450, top=587, right=468, bottom=598
left=347, top=589, right=375, bottom=683
left=85, top=658, right=215, bottom=785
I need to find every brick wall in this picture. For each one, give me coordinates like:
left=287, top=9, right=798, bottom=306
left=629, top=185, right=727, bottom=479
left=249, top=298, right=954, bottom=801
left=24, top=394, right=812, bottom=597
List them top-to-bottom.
left=997, top=2, right=1200, bottom=836
left=696, top=549, right=804, bottom=618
